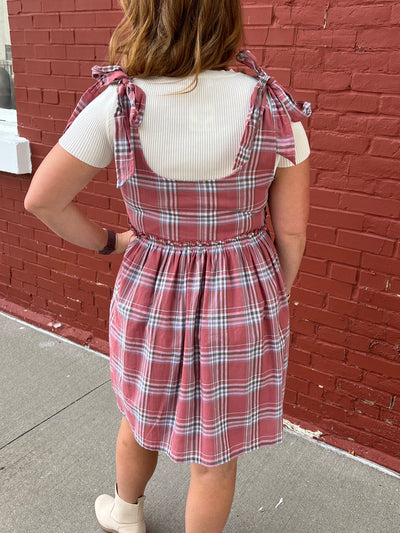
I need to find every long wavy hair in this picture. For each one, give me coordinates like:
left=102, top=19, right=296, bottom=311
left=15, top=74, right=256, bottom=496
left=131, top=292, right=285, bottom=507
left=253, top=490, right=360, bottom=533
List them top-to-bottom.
left=109, top=0, right=244, bottom=86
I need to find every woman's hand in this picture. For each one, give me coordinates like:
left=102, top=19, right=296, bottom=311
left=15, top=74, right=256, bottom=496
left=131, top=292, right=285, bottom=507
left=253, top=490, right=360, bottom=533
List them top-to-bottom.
left=114, top=230, right=137, bottom=254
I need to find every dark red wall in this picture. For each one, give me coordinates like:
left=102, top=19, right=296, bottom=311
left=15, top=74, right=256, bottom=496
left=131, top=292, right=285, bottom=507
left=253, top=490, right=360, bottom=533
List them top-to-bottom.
left=1, top=0, right=399, bottom=472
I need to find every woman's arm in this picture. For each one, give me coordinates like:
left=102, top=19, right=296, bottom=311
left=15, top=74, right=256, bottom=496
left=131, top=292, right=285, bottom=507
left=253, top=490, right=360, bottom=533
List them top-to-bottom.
left=24, top=143, right=134, bottom=254
left=268, top=156, right=310, bottom=295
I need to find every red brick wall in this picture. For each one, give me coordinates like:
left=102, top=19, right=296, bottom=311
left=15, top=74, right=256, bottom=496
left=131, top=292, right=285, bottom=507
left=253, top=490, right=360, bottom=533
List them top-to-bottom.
left=1, top=0, right=399, bottom=472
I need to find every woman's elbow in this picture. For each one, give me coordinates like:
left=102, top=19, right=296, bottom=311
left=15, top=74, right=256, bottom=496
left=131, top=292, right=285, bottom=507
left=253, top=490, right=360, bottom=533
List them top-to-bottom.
left=24, top=189, right=55, bottom=218
left=24, top=191, right=43, bottom=215
left=24, top=192, right=36, bottom=214
left=274, top=230, right=307, bottom=245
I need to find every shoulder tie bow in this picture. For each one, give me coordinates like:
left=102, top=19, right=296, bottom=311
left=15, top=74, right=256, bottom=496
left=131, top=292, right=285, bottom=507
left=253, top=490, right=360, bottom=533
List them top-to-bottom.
left=237, top=50, right=312, bottom=165
left=64, top=65, right=145, bottom=185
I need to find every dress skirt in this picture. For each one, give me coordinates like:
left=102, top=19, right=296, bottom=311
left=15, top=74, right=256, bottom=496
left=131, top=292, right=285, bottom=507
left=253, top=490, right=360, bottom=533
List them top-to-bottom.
left=109, top=227, right=289, bottom=467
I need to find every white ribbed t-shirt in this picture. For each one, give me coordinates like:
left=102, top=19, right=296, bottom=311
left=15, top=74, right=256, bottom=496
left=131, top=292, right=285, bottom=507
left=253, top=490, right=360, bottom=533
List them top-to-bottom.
left=59, top=70, right=310, bottom=181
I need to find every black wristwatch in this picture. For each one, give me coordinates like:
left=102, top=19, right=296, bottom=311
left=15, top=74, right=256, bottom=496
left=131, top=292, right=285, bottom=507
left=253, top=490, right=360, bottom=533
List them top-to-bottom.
left=98, top=229, right=116, bottom=255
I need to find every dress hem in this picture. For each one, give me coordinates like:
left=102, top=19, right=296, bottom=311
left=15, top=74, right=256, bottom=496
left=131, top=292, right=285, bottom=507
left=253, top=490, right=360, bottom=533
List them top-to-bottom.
left=113, top=390, right=284, bottom=467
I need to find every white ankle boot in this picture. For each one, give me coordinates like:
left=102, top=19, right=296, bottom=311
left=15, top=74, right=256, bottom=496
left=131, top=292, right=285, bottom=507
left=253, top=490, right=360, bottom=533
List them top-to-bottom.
left=95, top=484, right=146, bottom=533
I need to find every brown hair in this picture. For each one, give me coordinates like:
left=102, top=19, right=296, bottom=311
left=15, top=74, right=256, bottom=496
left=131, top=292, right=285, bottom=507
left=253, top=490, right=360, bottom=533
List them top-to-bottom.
left=109, top=0, right=243, bottom=86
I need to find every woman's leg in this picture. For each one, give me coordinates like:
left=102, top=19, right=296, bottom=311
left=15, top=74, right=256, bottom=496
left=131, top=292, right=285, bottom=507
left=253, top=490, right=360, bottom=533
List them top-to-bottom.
left=115, top=416, right=158, bottom=503
left=185, top=458, right=238, bottom=533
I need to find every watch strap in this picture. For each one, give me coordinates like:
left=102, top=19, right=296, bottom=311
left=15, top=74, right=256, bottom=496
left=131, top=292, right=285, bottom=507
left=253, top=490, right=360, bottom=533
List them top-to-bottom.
left=98, top=229, right=116, bottom=255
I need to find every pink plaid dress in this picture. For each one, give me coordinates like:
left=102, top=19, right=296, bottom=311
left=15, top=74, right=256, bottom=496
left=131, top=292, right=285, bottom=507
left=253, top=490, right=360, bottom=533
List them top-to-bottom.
left=66, top=50, right=311, bottom=466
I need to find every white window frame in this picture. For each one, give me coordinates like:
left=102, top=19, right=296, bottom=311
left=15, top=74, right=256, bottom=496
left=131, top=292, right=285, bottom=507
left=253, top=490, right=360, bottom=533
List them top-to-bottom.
left=0, top=2, right=31, bottom=174
left=0, top=109, right=31, bottom=175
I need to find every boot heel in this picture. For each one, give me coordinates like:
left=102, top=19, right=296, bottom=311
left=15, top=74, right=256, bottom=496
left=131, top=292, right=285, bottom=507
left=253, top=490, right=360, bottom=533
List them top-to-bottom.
left=95, top=485, right=146, bottom=533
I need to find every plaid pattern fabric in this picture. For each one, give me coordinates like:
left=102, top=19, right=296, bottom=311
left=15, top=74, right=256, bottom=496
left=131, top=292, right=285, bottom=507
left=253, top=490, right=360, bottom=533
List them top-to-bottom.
left=66, top=50, right=311, bottom=466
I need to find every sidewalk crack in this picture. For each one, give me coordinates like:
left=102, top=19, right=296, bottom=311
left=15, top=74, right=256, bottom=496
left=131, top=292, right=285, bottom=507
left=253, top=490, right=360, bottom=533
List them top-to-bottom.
left=0, top=379, right=111, bottom=451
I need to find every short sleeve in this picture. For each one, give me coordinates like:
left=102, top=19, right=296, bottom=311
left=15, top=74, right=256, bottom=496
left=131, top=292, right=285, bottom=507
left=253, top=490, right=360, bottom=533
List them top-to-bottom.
left=59, top=85, right=117, bottom=168
left=276, top=121, right=310, bottom=168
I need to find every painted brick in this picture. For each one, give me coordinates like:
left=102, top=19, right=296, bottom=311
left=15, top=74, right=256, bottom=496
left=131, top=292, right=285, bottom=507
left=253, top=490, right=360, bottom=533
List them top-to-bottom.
left=75, top=0, right=112, bottom=9
left=7, top=1, right=22, bottom=15
left=242, top=5, right=273, bottom=26
left=273, top=6, right=292, bottom=26
left=328, top=6, right=391, bottom=27
left=95, top=11, right=124, bottom=28
left=33, top=14, right=60, bottom=29
left=9, top=15, right=33, bottom=30
left=243, top=27, right=269, bottom=46
left=75, top=28, right=111, bottom=45
left=266, top=28, right=295, bottom=46
left=357, top=28, right=400, bottom=50
left=24, top=30, right=50, bottom=44
left=50, top=30, right=75, bottom=44
left=66, top=45, right=97, bottom=61
left=324, top=50, right=388, bottom=74
left=26, top=60, right=51, bottom=75
left=51, top=61, right=80, bottom=76
left=267, top=68, right=291, bottom=87
left=294, top=71, right=351, bottom=91
left=352, top=73, right=400, bottom=94
left=43, top=89, right=59, bottom=104
left=318, top=92, right=379, bottom=114
left=380, top=96, right=400, bottom=117
left=310, top=112, right=339, bottom=131
left=366, top=117, right=400, bottom=138
left=310, top=131, right=369, bottom=154
left=369, top=138, right=400, bottom=159
left=349, top=157, right=399, bottom=183
left=375, top=179, right=400, bottom=201
left=310, top=188, right=340, bottom=208
left=339, top=193, right=399, bottom=218
left=309, top=207, right=364, bottom=232
left=363, top=216, right=400, bottom=241
left=307, top=224, right=336, bottom=244
left=336, top=230, right=395, bottom=256
left=306, top=242, right=361, bottom=267
left=77, top=253, right=112, bottom=273
left=361, top=253, right=399, bottom=279
left=38, top=254, right=67, bottom=274
left=298, top=257, right=327, bottom=277
left=65, top=263, right=96, bottom=282
left=331, top=264, right=358, bottom=284
left=359, top=271, right=391, bottom=292
left=301, top=272, right=354, bottom=299
left=80, top=279, right=111, bottom=300
left=358, top=288, right=400, bottom=314
left=300, top=305, right=348, bottom=330
left=290, top=317, right=316, bottom=337
left=316, top=326, right=345, bottom=348
left=297, top=336, right=347, bottom=362
left=368, top=340, right=398, bottom=361
left=291, top=348, right=311, bottom=366
left=347, top=352, right=400, bottom=381
left=312, top=355, right=362, bottom=382
left=288, top=362, right=336, bottom=390
left=337, top=380, right=392, bottom=409
left=308, top=383, right=324, bottom=401
left=300, top=394, right=348, bottom=423
left=354, top=399, right=380, bottom=419
left=380, top=407, right=400, bottom=427
left=347, top=413, right=399, bottom=443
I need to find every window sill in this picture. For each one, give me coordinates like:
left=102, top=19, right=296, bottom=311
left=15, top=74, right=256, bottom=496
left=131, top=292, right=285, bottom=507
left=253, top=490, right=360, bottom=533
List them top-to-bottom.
left=0, top=109, right=31, bottom=175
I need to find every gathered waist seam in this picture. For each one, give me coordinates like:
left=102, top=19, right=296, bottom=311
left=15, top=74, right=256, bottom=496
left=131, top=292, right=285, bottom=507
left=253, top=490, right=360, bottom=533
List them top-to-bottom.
left=132, top=225, right=270, bottom=249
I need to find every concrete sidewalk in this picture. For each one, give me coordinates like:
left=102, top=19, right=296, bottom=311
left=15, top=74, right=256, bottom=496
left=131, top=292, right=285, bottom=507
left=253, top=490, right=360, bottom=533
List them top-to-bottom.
left=0, top=311, right=399, bottom=533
